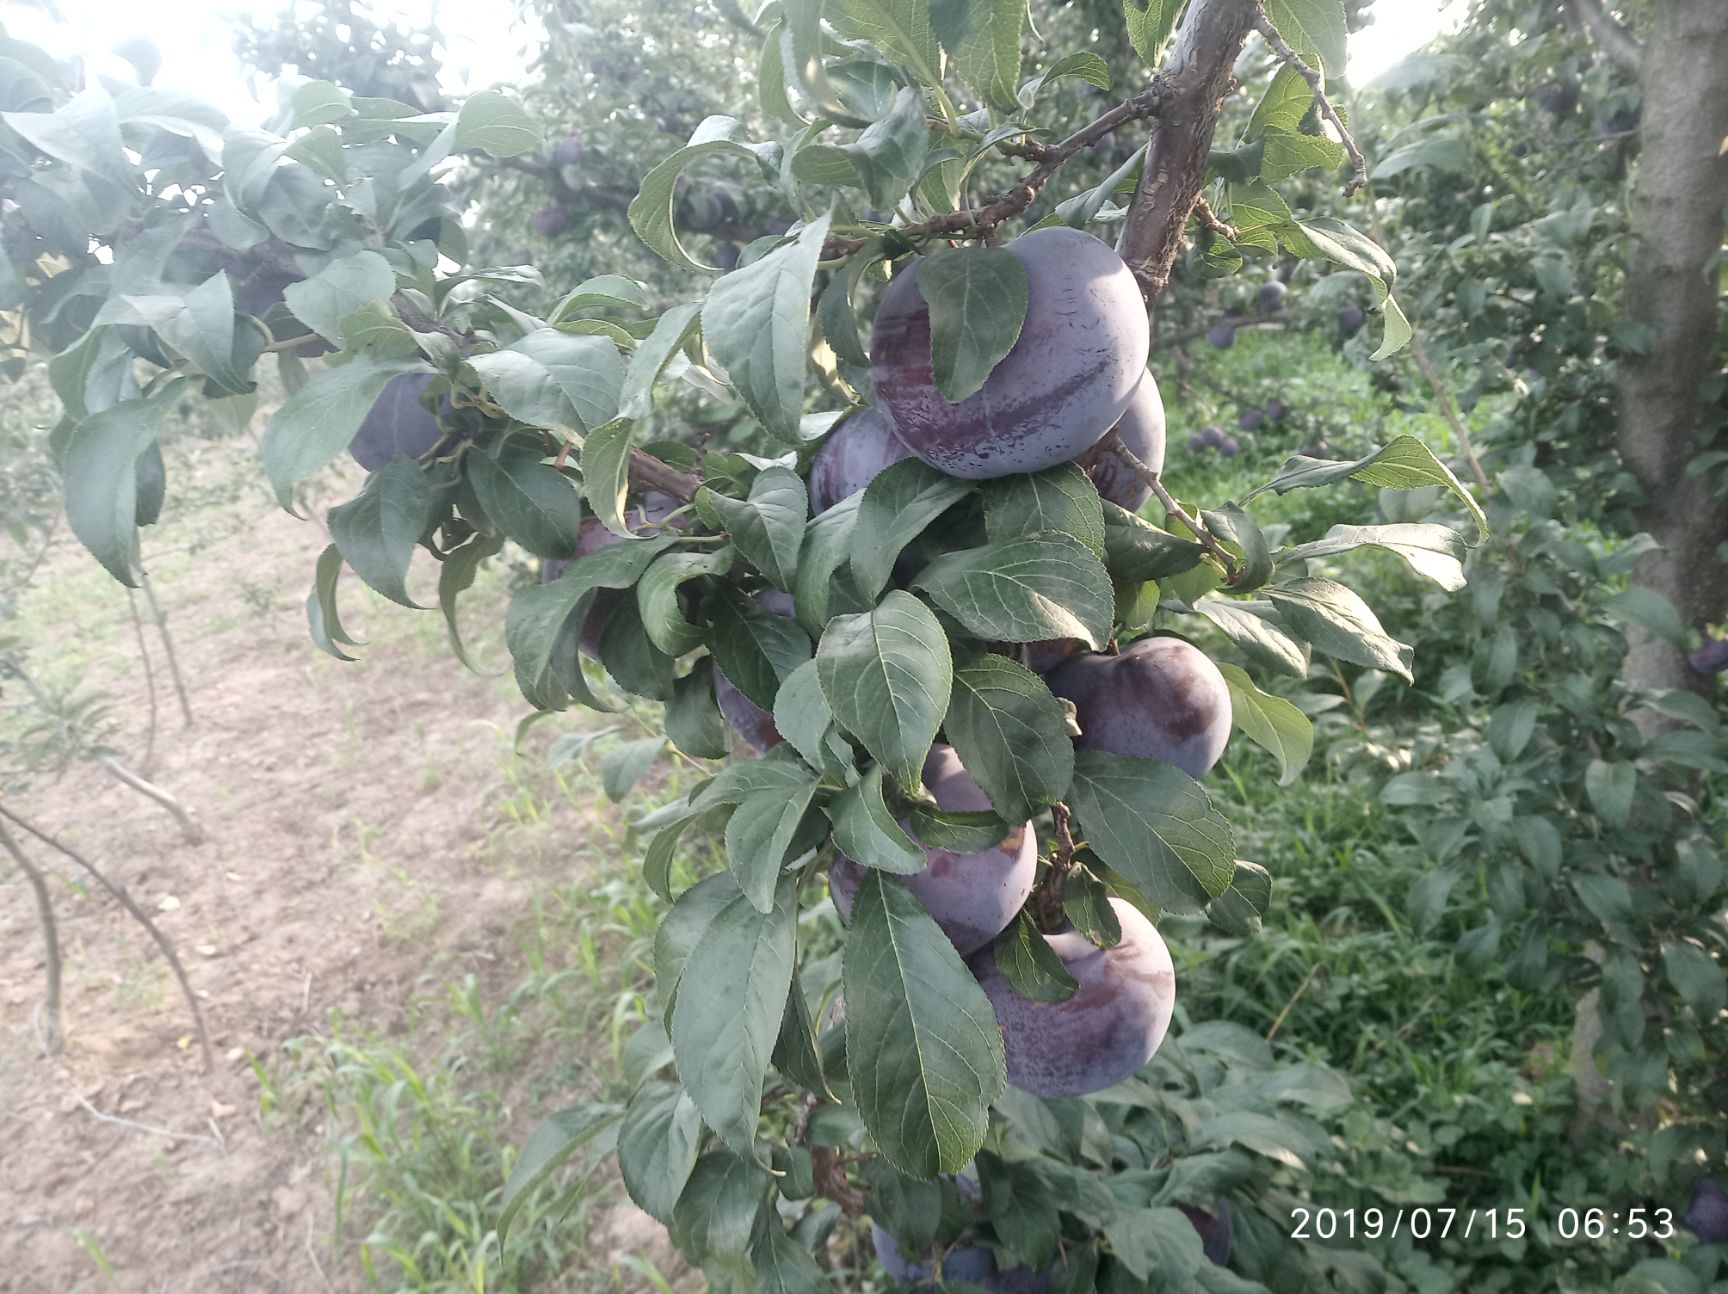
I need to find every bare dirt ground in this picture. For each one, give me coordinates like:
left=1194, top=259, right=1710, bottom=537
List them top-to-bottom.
left=0, top=471, right=659, bottom=1293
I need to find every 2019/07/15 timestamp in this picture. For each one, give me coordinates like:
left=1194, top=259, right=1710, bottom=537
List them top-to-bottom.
left=1289, top=1207, right=1679, bottom=1242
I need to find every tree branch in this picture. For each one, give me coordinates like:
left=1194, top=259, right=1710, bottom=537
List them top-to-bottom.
left=1117, top=0, right=1263, bottom=303
left=1563, top=0, right=1643, bottom=72
left=1254, top=7, right=1369, bottom=196
left=1097, top=429, right=1244, bottom=582
left=0, top=818, right=63, bottom=1055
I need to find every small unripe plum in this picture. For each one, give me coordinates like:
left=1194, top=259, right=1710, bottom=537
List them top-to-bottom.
left=552, top=131, right=585, bottom=168
left=533, top=206, right=569, bottom=239
left=869, top=227, right=1150, bottom=480
left=712, top=241, right=741, bottom=271
left=1256, top=280, right=1287, bottom=314
left=1338, top=305, right=1366, bottom=335
left=1206, top=322, right=1236, bottom=350
left=349, top=373, right=449, bottom=471
left=1073, top=374, right=1165, bottom=511
left=1264, top=399, right=1289, bottom=420
left=807, top=407, right=915, bottom=513
left=1236, top=408, right=1264, bottom=432
left=1218, top=434, right=1240, bottom=458
left=542, top=492, right=683, bottom=654
left=1687, top=636, right=1728, bottom=675
left=1046, top=637, right=1232, bottom=779
left=830, top=744, right=1036, bottom=956
left=972, top=897, right=1176, bottom=1098
left=1686, top=1176, right=1728, bottom=1244
left=1177, top=1200, right=1234, bottom=1266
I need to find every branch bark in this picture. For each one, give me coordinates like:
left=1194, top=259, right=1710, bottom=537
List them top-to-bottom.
left=1116, top=0, right=1262, bottom=304
left=1563, top=0, right=1643, bottom=73
left=1615, top=0, right=1728, bottom=720
left=0, top=818, right=63, bottom=1055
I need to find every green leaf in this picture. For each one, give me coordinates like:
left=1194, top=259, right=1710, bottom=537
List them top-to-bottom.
left=826, top=0, right=943, bottom=89
left=930, top=0, right=1023, bottom=110
left=1122, top=0, right=1181, bottom=65
left=1263, top=0, right=1348, bottom=77
left=1019, top=52, right=1111, bottom=105
left=1250, top=66, right=1314, bottom=133
left=791, top=87, right=929, bottom=208
left=453, top=89, right=540, bottom=155
left=628, top=117, right=784, bottom=272
left=702, top=214, right=831, bottom=442
left=915, top=246, right=1029, bottom=404
left=280, top=250, right=396, bottom=346
left=102, top=273, right=248, bottom=394
left=619, top=302, right=703, bottom=418
left=468, top=329, right=624, bottom=435
left=263, top=357, right=428, bottom=505
left=61, top=387, right=177, bottom=585
left=578, top=417, right=635, bottom=537
left=1254, top=438, right=1486, bottom=545
left=467, top=448, right=586, bottom=559
left=327, top=456, right=440, bottom=608
left=851, top=457, right=973, bottom=600
left=984, top=464, right=1106, bottom=557
left=702, top=468, right=808, bottom=590
left=794, top=492, right=864, bottom=630
left=1100, top=501, right=1208, bottom=582
left=1280, top=521, right=1467, bottom=591
left=435, top=533, right=502, bottom=673
left=914, top=533, right=1114, bottom=650
left=506, top=535, right=679, bottom=709
left=308, top=542, right=361, bottom=661
left=638, top=547, right=733, bottom=658
left=1265, top=578, right=1414, bottom=683
left=706, top=586, right=813, bottom=710
left=818, top=592, right=953, bottom=791
left=1192, top=598, right=1309, bottom=677
left=945, top=652, right=1074, bottom=821
left=773, top=659, right=840, bottom=771
left=666, top=660, right=729, bottom=760
left=1216, top=662, right=1312, bottom=787
left=601, top=738, right=665, bottom=802
left=1067, top=750, right=1235, bottom=911
left=1585, top=759, right=1636, bottom=829
left=832, top=764, right=927, bottom=875
left=726, top=780, right=820, bottom=912
left=1205, top=859, right=1273, bottom=937
left=1063, top=866, right=1121, bottom=948
left=843, top=870, right=1005, bottom=1179
left=670, top=872, right=799, bottom=1163
left=993, top=910, right=1079, bottom=1004
left=1661, top=941, right=1725, bottom=1018
left=772, top=979, right=833, bottom=1100
left=617, top=1082, right=704, bottom=1225
left=498, top=1103, right=623, bottom=1247
left=670, top=1151, right=769, bottom=1268
left=1102, top=1207, right=1208, bottom=1281
left=752, top=1220, right=831, bottom=1294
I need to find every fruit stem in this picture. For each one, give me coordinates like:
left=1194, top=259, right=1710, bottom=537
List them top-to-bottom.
left=1097, top=430, right=1245, bottom=584
left=1033, top=803, right=1077, bottom=931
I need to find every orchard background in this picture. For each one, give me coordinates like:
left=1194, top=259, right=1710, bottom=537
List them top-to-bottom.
left=0, top=0, right=1724, bottom=1291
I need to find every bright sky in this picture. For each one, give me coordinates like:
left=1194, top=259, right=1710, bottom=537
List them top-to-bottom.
left=0, top=0, right=1463, bottom=128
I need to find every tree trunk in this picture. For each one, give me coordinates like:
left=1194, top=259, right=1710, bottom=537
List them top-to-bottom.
left=1616, top=0, right=1728, bottom=719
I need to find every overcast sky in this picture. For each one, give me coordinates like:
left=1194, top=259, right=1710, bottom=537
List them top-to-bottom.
left=0, top=0, right=1465, bottom=127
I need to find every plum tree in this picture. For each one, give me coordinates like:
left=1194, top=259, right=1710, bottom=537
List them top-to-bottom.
left=532, top=206, right=569, bottom=238
left=869, top=227, right=1150, bottom=479
left=1256, top=280, right=1287, bottom=313
left=1206, top=321, right=1236, bottom=349
left=349, top=373, right=449, bottom=471
left=1073, top=374, right=1166, bottom=511
left=806, top=407, right=915, bottom=513
left=541, top=492, right=683, bottom=654
left=1046, top=637, right=1232, bottom=778
left=830, top=745, right=1036, bottom=956
left=972, top=897, right=1176, bottom=1098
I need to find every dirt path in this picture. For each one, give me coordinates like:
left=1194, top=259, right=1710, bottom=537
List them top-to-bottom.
left=0, top=480, right=610, bottom=1293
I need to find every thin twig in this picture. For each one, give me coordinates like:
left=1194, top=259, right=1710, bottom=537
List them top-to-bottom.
left=1255, top=7, right=1369, bottom=196
left=1191, top=197, right=1238, bottom=241
left=1098, top=430, right=1244, bottom=582
left=138, top=569, right=193, bottom=727
left=127, top=588, right=161, bottom=777
left=96, top=754, right=206, bottom=845
left=0, top=803, right=215, bottom=1071
left=1033, top=804, right=1077, bottom=931
left=0, top=818, right=63, bottom=1055
left=1265, top=962, right=1325, bottom=1041
left=67, top=1086, right=224, bottom=1149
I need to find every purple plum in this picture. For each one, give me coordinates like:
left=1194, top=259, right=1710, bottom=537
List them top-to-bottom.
left=552, top=131, right=585, bottom=168
left=532, top=206, right=569, bottom=239
left=870, top=227, right=1149, bottom=479
left=712, top=241, right=741, bottom=271
left=1256, top=280, right=1287, bottom=314
left=1338, top=305, right=1366, bottom=336
left=1206, top=322, right=1236, bottom=350
left=349, top=373, right=450, bottom=471
left=1074, top=373, right=1166, bottom=511
left=1264, top=399, right=1289, bottom=420
left=807, top=407, right=916, bottom=513
left=1236, top=408, right=1264, bottom=432
left=1187, top=433, right=1210, bottom=454
left=1218, top=434, right=1240, bottom=457
left=540, top=492, right=683, bottom=654
left=1687, top=636, right=1728, bottom=675
left=1046, top=637, right=1232, bottom=779
left=830, top=745, right=1036, bottom=956
left=972, top=897, right=1176, bottom=1098
left=1687, top=1176, right=1728, bottom=1244
left=1177, top=1200, right=1234, bottom=1266
left=872, top=1224, right=997, bottom=1288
